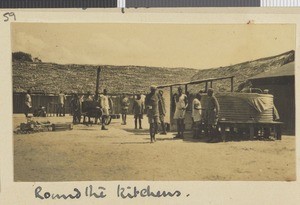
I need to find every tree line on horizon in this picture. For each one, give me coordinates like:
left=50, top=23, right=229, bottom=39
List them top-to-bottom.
left=12, top=51, right=42, bottom=63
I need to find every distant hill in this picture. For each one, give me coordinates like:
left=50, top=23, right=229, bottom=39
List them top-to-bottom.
left=12, top=50, right=295, bottom=94
left=190, top=50, right=295, bottom=93
left=12, top=63, right=198, bottom=94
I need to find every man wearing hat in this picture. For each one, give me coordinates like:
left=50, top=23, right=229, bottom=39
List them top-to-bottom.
left=145, top=85, right=161, bottom=143
left=173, top=86, right=188, bottom=139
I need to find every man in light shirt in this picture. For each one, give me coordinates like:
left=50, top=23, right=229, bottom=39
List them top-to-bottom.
left=173, top=87, right=188, bottom=139
left=192, top=93, right=203, bottom=139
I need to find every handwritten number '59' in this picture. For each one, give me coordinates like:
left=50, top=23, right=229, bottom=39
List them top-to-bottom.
left=3, top=12, right=16, bottom=22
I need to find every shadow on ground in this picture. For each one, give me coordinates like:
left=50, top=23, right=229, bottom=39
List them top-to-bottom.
left=123, top=128, right=150, bottom=135
left=118, top=141, right=151, bottom=145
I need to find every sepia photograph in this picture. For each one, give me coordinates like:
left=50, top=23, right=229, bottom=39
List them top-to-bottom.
left=11, top=23, right=296, bottom=182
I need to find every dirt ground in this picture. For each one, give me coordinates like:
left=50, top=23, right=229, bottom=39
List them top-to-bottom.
left=13, top=114, right=296, bottom=181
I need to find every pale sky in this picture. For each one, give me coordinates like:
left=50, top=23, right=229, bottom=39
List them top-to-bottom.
left=11, top=23, right=295, bottom=69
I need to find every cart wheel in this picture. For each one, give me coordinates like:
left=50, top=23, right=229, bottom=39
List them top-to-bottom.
left=105, top=116, right=112, bottom=125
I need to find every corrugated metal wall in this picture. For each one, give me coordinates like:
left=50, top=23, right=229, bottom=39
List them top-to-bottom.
left=13, top=93, right=137, bottom=115
left=13, top=93, right=72, bottom=114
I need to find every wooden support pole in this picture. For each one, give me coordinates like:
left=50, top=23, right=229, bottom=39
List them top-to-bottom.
left=95, top=67, right=101, bottom=101
left=231, top=77, right=234, bottom=92
left=210, top=81, right=213, bottom=88
left=205, top=82, right=208, bottom=92
left=185, top=84, right=188, bottom=94
left=170, top=86, right=173, bottom=129
left=220, top=125, right=226, bottom=142
left=249, top=125, right=254, bottom=140
left=275, top=125, right=282, bottom=140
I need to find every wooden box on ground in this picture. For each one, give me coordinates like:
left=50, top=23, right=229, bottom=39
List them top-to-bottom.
left=51, top=123, right=73, bottom=131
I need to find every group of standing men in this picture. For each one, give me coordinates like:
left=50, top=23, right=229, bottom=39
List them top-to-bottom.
left=98, top=85, right=168, bottom=143
left=120, top=85, right=220, bottom=143
left=23, top=86, right=220, bottom=142
left=144, top=86, right=168, bottom=142
left=171, top=86, right=220, bottom=142
left=120, top=88, right=167, bottom=136
left=191, top=88, right=220, bottom=142
left=69, top=89, right=111, bottom=130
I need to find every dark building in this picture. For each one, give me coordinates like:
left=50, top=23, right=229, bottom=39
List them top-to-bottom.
left=249, top=62, right=295, bottom=135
